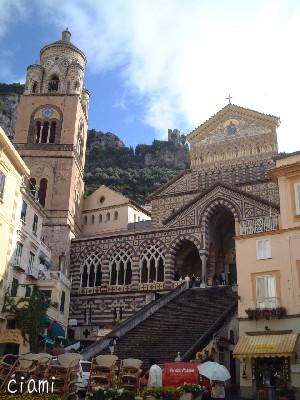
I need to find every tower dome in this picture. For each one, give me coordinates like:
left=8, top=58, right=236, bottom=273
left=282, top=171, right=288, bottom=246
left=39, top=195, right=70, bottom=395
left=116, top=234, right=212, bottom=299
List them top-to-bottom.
left=24, top=29, right=87, bottom=95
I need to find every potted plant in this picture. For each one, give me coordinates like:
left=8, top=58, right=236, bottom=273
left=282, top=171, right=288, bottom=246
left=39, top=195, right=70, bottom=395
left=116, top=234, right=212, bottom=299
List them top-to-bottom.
left=179, top=384, right=204, bottom=400
left=143, top=386, right=180, bottom=400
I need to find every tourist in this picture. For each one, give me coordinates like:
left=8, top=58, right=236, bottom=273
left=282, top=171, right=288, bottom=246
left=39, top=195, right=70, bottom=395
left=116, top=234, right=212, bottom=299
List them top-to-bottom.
left=219, top=270, right=226, bottom=285
left=184, top=274, right=190, bottom=288
left=191, top=274, right=196, bottom=288
left=195, top=276, right=201, bottom=287
left=174, top=351, right=181, bottom=361
left=148, top=358, right=162, bottom=387
left=211, top=380, right=225, bottom=399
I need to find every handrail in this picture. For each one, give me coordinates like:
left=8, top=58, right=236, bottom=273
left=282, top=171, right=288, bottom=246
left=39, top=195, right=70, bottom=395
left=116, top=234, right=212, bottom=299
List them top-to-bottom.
left=81, top=282, right=186, bottom=360
left=182, top=295, right=238, bottom=361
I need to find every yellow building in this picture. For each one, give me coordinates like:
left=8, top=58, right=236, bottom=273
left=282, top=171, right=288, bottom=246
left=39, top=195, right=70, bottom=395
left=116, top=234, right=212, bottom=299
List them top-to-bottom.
left=0, top=126, right=29, bottom=336
left=234, top=152, right=300, bottom=398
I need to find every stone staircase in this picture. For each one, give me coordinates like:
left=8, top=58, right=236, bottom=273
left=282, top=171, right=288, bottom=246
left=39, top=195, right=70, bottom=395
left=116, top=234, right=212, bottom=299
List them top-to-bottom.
left=82, top=286, right=237, bottom=368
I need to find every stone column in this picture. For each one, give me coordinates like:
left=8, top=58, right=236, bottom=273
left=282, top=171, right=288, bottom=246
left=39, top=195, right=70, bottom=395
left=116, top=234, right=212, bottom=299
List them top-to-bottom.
left=164, top=253, right=174, bottom=289
left=131, top=254, right=140, bottom=290
left=200, top=254, right=207, bottom=286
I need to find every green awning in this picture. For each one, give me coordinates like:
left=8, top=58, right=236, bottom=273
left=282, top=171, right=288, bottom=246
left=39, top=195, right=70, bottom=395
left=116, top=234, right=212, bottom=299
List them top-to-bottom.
left=49, top=322, right=65, bottom=339
left=39, top=333, right=55, bottom=345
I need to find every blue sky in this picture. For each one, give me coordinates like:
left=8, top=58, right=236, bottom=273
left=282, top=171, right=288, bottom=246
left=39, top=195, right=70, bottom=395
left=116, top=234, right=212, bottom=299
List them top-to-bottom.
left=1, top=0, right=300, bottom=150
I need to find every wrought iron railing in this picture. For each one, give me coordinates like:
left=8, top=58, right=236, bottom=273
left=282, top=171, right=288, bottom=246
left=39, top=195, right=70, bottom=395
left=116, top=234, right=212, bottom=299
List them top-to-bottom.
left=240, top=215, right=278, bottom=235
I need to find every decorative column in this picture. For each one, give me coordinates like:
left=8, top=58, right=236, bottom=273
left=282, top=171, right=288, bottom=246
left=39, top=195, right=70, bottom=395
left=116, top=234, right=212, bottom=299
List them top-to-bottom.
left=39, top=124, right=43, bottom=143
left=46, top=124, right=51, bottom=143
left=164, top=252, right=174, bottom=289
left=131, top=254, right=140, bottom=290
left=200, top=254, right=207, bottom=286
left=101, top=256, right=110, bottom=291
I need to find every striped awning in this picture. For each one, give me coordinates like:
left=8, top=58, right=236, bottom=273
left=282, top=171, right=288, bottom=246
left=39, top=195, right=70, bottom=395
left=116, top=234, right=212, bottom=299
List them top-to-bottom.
left=233, top=334, right=298, bottom=359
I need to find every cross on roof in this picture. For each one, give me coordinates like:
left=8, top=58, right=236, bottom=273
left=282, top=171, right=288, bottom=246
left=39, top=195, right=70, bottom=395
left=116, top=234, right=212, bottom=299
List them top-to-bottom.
left=226, top=94, right=232, bottom=104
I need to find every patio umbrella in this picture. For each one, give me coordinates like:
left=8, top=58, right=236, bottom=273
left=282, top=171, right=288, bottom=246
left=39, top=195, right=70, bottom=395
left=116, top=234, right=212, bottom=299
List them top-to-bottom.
left=197, top=361, right=231, bottom=381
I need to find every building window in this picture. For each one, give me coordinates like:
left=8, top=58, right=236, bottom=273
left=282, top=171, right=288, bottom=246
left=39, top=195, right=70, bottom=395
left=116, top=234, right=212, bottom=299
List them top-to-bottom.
left=48, top=75, right=59, bottom=92
left=35, top=120, right=56, bottom=143
left=0, top=173, right=5, bottom=199
left=29, top=178, right=36, bottom=198
left=38, top=178, right=47, bottom=207
left=294, top=182, right=300, bottom=215
left=20, top=200, right=27, bottom=222
left=114, top=211, right=118, bottom=220
left=107, top=212, right=110, bottom=222
left=32, top=214, right=38, bottom=234
left=91, top=214, right=95, bottom=224
left=99, top=214, right=103, bottom=223
left=134, top=214, right=137, bottom=222
left=84, top=216, right=87, bottom=225
left=138, top=216, right=141, bottom=222
left=256, top=239, right=271, bottom=260
left=14, top=242, right=23, bottom=266
left=140, top=243, right=165, bottom=283
left=109, top=248, right=132, bottom=286
left=28, top=252, right=35, bottom=274
left=81, top=252, right=102, bottom=288
left=59, top=254, right=67, bottom=275
left=256, top=275, right=277, bottom=308
left=11, top=278, right=19, bottom=297
left=25, top=286, right=32, bottom=298
left=40, top=290, right=52, bottom=303
left=60, top=291, right=66, bottom=313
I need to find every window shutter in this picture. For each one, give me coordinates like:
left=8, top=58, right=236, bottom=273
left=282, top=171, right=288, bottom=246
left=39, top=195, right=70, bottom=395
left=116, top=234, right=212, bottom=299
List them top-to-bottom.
left=294, top=183, right=300, bottom=215
left=256, top=240, right=263, bottom=259
left=266, top=275, right=276, bottom=298
left=256, top=276, right=265, bottom=300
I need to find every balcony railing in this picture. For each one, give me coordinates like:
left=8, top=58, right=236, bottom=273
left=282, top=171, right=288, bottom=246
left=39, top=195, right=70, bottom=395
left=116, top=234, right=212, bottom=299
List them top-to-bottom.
left=240, top=215, right=278, bottom=235
left=27, top=265, right=38, bottom=279
left=138, top=282, right=165, bottom=291
left=256, top=297, right=278, bottom=309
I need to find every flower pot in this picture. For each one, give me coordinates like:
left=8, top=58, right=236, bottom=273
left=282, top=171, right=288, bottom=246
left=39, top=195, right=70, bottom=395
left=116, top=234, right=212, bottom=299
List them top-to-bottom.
left=180, top=393, right=193, bottom=400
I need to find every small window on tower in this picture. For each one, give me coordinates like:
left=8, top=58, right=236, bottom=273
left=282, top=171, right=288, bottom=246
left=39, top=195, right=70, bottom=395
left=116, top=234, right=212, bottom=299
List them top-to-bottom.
left=48, top=75, right=59, bottom=92
left=32, top=81, right=38, bottom=93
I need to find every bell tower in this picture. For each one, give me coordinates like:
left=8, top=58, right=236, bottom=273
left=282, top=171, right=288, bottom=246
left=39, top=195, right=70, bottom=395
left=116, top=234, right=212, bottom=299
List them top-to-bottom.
left=14, top=29, right=90, bottom=271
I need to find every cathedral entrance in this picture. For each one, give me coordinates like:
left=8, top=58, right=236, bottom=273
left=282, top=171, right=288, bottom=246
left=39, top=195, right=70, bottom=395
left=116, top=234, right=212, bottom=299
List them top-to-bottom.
left=207, top=207, right=237, bottom=285
left=174, top=240, right=202, bottom=279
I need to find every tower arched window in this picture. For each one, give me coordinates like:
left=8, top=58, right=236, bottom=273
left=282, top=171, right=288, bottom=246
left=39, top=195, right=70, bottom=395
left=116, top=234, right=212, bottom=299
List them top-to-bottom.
left=48, top=75, right=59, bottom=92
left=32, top=81, right=38, bottom=93
left=35, top=121, right=42, bottom=143
left=41, top=121, right=49, bottom=143
left=49, top=121, right=56, bottom=143
left=38, top=178, right=47, bottom=207
left=114, top=211, right=118, bottom=220
left=107, top=212, right=110, bottom=222
left=91, top=214, right=95, bottom=224
left=99, top=214, right=102, bottom=223
left=140, top=243, right=165, bottom=283
left=109, top=248, right=133, bottom=286
left=80, top=252, right=103, bottom=288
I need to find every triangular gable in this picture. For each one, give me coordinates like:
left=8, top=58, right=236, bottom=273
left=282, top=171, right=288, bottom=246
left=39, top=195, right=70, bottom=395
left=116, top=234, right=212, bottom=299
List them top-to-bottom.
left=187, top=103, right=280, bottom=144
left=146, top=169, right=191, bottom=201
left=164, top=183, right=279, bottom=229
left=83, top=185, right=129, bottom=211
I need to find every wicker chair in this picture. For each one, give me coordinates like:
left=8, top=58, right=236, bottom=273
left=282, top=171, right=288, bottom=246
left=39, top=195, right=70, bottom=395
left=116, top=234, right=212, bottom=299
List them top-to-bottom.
left=7, top=353, right=39, bottom=393
left=44, top=353, right=81, bottom=399
left=0, top=354, right=18, bottom=393
left=87, top=354, right=119, bottom=393
left=118, top=358, right=143, bottom=393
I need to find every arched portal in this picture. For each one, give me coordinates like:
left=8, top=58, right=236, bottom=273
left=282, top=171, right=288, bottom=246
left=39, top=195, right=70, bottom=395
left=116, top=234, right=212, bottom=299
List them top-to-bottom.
left=207, top=207, right=236, bottom=284
left=174, top=240, right=202, bottom=279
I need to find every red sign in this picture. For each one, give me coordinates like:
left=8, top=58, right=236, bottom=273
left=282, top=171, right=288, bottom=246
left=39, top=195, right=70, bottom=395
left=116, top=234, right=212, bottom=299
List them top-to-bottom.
left=162, top=362, right=199, bottom=387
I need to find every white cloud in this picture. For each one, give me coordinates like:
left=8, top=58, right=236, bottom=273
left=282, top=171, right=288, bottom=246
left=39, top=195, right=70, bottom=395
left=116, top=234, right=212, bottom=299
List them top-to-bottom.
left=3, top=0, right=300, bottom=151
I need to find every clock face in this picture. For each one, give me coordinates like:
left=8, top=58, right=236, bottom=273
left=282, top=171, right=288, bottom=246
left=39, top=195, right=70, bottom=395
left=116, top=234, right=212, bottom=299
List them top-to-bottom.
left=42, top=108, right=54, bottom=119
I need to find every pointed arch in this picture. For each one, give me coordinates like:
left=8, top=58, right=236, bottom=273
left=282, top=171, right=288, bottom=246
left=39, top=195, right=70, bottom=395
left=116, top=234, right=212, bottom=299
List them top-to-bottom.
left=80, top=251, right=103, bottom=288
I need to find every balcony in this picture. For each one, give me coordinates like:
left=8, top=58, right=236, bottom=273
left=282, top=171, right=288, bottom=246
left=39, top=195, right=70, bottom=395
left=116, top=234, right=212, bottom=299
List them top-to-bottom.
left=240, top=215, right=278, bottom=235
left=13, top=261, right=26, bottom=273
left=27, top=265, right=38, bottom=280
left=138, top=282, right=165, bottom=291
left=245, top=298, right=286, bottom=320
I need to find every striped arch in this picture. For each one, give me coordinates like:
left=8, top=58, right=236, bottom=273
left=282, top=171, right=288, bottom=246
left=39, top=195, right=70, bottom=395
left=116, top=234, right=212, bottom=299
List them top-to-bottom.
left=200, top=197, right=241, bottom=249
left=165, top=234, right=203, bottom=282
left=105, top=242, right=136, bottom=259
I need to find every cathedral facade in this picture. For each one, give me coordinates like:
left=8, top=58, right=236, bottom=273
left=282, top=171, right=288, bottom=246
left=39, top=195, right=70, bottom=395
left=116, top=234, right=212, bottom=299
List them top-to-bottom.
left=11, top=30, right=281, bottom=343
left=69, top=103, right=281, bottom=341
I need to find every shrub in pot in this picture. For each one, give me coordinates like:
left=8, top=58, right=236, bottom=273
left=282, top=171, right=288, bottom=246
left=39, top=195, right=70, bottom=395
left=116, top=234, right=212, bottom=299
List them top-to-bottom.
left=179, top=384, right=204, bottom=400
left=143, top=387, right=180, bottom=400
